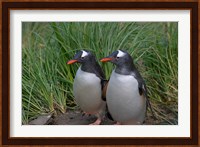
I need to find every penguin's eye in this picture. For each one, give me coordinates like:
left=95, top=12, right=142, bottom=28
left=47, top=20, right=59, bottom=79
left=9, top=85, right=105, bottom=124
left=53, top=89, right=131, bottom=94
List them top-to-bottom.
left=81, top=57, right=85, bottom=60
left=116, top=57, right=120, bottom=60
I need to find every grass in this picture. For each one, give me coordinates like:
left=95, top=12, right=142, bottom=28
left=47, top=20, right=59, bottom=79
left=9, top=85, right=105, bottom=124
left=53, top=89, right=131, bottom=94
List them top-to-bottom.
left=22, top=22, right=178, bottom=125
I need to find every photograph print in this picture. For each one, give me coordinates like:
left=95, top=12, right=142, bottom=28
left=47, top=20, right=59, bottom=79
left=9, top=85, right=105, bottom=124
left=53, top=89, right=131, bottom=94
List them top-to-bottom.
left=22, top=22, right=178, bottom=126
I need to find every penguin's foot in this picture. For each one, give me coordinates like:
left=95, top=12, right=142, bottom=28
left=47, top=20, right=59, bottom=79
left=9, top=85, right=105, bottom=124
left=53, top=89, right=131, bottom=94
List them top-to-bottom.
left=82, top=112, right=91, bottom=117
left=89, top=118, right=101, bottom=125
left=114, top=122, right=121, bottom=125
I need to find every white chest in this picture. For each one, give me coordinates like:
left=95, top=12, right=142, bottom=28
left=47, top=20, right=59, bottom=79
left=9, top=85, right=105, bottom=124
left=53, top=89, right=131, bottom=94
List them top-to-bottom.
left=73, top=67, right=102, bottom=113
left=74, top=67, right=101, bottom=86
left=107, top=71, right=146, bottom=124
left=108, top=71, right=139, bottom=93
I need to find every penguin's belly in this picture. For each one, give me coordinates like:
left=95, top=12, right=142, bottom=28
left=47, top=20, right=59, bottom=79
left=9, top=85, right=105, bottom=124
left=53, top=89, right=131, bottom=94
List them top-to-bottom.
left=73, top=68, right=103, bottom=114
left=107, top=71, right=146, bottom=124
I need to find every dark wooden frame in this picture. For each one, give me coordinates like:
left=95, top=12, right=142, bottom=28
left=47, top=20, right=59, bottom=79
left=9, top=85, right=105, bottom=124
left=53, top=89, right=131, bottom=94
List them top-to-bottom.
left=1, top=1, right=198, bottom=145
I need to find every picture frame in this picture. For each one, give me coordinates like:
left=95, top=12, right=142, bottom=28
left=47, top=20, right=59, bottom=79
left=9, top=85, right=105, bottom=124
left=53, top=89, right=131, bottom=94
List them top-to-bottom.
left=1, top=0, right=198, bottom=146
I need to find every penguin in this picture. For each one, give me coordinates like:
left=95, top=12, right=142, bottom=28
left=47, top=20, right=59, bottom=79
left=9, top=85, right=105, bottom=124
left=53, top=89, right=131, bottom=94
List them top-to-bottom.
left=67, top=50, right=107, bottom=125
left=100, top=50, right=155, bottom=125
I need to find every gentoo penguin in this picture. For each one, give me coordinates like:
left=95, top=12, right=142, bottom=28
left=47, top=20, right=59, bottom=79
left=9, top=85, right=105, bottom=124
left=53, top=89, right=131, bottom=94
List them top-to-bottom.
left=67, top=50, right=107, bottom=125
left=101, top=50, right=154, bottom=125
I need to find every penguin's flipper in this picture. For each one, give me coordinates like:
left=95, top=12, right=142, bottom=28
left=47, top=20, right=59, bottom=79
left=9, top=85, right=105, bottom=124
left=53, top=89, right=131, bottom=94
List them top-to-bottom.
left=101, top=80, right=109, bottom=101
left=139, top=83, right=156, bottom=120
left=105, top=104, right=114, bottom=121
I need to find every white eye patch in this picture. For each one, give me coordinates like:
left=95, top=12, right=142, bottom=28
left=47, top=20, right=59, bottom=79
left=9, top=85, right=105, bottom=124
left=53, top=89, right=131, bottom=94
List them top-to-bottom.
left=81, top=50, right=89, bottom=57
left=117, top=50, right=125, bottom=57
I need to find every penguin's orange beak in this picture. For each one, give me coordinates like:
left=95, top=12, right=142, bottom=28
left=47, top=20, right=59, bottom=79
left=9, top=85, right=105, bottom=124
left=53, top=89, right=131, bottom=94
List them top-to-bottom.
left=100, top=58, right=113, bottom=62
left=67, top=59, right=78, bottom=64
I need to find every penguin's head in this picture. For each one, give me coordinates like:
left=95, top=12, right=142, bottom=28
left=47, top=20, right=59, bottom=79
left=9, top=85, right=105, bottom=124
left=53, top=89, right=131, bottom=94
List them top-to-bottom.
left=67, top=50, right=95, bottom=64
left=100, top=50, right=132, bottom=66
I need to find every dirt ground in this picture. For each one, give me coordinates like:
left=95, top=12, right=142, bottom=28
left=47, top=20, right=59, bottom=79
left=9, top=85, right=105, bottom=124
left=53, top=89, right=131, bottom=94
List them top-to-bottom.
left=28, top=104, right=177, bottom=125
left=31, top=109, right=166, bottom=125
left=50, top=109, right=116, bottom=125
left=52, top=111, right=164, bottom=125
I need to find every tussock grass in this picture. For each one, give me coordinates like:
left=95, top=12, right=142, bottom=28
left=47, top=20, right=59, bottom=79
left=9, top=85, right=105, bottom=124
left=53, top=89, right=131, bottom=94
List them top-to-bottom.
left=22, top=22, right=178, bottom=125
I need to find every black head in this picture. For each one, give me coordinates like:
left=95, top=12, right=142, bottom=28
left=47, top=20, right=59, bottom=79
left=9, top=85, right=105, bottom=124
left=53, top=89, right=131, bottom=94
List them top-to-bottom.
left=67, top=49, right=106, bottom=80
left=67, top=50, right=95, bottom=65
left=101, top=50, right=133, bottom=66
left=101, top=50, right=136, bottom=75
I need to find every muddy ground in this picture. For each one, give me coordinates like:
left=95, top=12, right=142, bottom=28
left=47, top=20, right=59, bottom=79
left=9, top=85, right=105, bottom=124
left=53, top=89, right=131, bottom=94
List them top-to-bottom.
left=29, top=105, right=176, bottom=125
